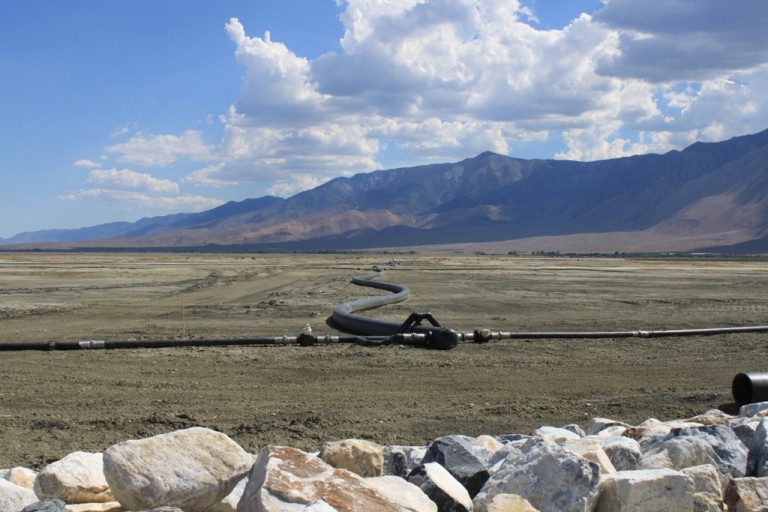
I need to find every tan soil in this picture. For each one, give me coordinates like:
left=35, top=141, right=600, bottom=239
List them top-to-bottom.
left=1, top=253, right=767, bottom=469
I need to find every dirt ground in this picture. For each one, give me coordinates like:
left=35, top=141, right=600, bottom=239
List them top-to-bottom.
left=1, top=252, right=768, bottom=469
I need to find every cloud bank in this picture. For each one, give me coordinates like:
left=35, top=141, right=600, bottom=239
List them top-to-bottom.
left=71, top=0, right=768, bottom=211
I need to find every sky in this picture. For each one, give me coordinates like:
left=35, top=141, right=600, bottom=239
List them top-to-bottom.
left=1, top=0, right=768, bottom=239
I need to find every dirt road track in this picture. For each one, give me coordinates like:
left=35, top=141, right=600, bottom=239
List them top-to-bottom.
left=1, top=253, right=767, bottom=468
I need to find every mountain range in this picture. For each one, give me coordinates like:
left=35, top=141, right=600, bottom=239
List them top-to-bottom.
left=4, top=128, right=768, bottom=253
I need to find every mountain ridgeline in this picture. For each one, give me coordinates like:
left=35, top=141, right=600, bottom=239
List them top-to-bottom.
left=5, top=128, right=768, bottom=253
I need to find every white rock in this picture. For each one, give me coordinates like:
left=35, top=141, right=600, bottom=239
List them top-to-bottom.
left=739, top=401, right=768, bottom=418
left=686, top=409, right=733, bottom=426
left=731, top=416, right=761, bottom=450
left=586, top=418, right=630, bottom=436
left=627, top=418, right=705, bottom=444
left=748, top=418, right=768, bottom=477
left=623, top=421, right=677, bottom=445
left=562, top=424, right=586, bottom=438
left=674, top=425, right=748, bottom=479
left=531, top=426, right=581, bottom=445
left=103, top=427, right=253, bottom=512
left=473, top=435, right=504, bottom=455
left=639, top=435, right=721, bottom=471
left=599, top=436, right=642, bottom=471
left=564, top=437, right=616, bottom=474
left=319, top=439, right=384, bottom=477
left=489, top=439, right=528, bottom=469
left=474, top=440, right=601, bottom=512
left=237, top=445, right=407, bottom=512
left=405, top=447, right=427, bottom=471
left=34, top=451, right=113, bottom=503
left=407, top=462, right=472, bottom=512
left=681, top=464, right=722, bottom=511
left=1, top=466, right=37, bottom=489
left=595, top=469, right=694, bottom=512
left=366, top=475, right=438, bottom=512
left=0, top=477, right=38, bottom=511
left=208, top=477, right=248, bottom=512
left=724, top=477, right=768, bottom=512
left=485, top=493, right=539, bottom=511
left=692, top=493, right=724, bottom=512
left=301, top=501, right=338, bottom=512
left=65, top=502, right=124, bottom=511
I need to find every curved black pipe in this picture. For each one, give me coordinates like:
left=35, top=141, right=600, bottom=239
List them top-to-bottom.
left=331, top=271, right=411, bottom=335
left=331, top=271, right=458, bottom=349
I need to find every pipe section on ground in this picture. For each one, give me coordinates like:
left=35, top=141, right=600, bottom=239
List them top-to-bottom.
left=332, top=271, right=458, bottom=349
left=332, top=271, right=411, bottom=336
left=470, top=325, right=768, bottom=342
left=732, top=372, right=768, bottom=405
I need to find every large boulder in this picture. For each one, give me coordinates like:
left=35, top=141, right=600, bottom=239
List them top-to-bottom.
left=739, top=402, right=768, bottom=418
left=731, top=417, right=761, bottom=452
left=586, top=418, right=629, bottom=436
left=626, top=418, right=704, bottom=445
left=747, top=418, right=768, bottom=477
left=640, top=424, right=748, bottom=487
left=672, top=425, right=749, bottom=479
left=103, top=427, right=253, bottom=512
left=531, top=427, right=581, bottom=445
left=423, top=435, right=491, bottom=497
left=640, top=435, right=723, bottom=471
left=599, top=436, right=642, bottom=471
left=563, top=438, right=616, bottom=475
left=319, top=439, right=384, bottom=477
left=473, top=439, right=601, bottom=512
left=237, top=445, right=410, bottom=512
left=34, top=452, right=113, bottom=503
left=407, top=462, right=472, bottom=512
left=682, top=464, right=723, bottom=512
left=2, top=467, right=37, bottom=489
left=595, top=469, right=694, bottom=512
left=365, top=475, right=438, bottom=512
left=208, top=477, right=249, bottom=512
left=723, top=477, right=768, bottom=512
left=0, top=478, right=39, bottom=511
left=484, top=493, right=539, bottom=512
left=21, top=499, right=68, bottom=512
left=300, top=502, right=338, bottom=511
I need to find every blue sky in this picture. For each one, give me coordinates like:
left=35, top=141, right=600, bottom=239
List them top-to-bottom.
left=1, top=0, right=767, bottom=238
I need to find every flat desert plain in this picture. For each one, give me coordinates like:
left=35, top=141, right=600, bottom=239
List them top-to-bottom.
left=1, top=252, right=768, bottom=469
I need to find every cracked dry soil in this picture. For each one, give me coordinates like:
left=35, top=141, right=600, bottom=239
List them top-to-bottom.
left=1, top=252, right=767, bottom=469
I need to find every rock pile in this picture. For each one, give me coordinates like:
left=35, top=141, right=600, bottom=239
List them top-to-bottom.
left=4, top=403, right=768, bottom=512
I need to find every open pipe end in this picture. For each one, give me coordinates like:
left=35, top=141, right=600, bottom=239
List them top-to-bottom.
left=732, top=372, right=768, bottom=405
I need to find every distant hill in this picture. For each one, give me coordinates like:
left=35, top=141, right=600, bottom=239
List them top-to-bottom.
left=5, top=128, right=768, bottom=253
left=1, top=212, right=193, bottom=245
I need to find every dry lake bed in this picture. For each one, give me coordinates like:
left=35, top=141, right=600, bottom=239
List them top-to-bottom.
left=1, top=252, right=767, bottom=468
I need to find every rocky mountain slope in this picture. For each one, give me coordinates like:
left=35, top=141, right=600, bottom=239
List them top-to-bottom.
left=5, top=129, right=768, bottom=253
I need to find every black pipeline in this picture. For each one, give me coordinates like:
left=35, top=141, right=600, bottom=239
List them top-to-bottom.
left=2, top=268, right=768, bottom=352
left=332, top=270, right=459, bottom=350
left=469, top=325, right=768, bottom=343
left=0, top=332, right=435, bottom=352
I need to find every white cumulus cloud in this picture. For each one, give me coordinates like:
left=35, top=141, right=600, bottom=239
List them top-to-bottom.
left=97, top=0, right=768, bottom=202
left=107, top=130, right=215, bottom=167
left=73, top=159, right=101, bottom=169
left=86, top=168, right=179, bottom=194
left=58, top=189, right=223, bottom=212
